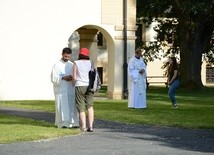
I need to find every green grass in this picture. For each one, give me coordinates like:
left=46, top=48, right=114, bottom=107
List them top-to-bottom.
left=0, top=85, right=213, bottom=143
left=94, top=86, right=214, bottom=129
left=0, top=100, right=55, bottom=112
left=0, top=114, right=79, bottom=144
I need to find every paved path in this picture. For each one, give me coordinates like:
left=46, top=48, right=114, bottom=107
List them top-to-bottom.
left=0, top=107, right=214, bottom=155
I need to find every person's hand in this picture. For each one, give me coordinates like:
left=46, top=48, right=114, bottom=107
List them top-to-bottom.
left=139, top=69, right=145, bottom=74
left=62, top=75, right=73, bottom=81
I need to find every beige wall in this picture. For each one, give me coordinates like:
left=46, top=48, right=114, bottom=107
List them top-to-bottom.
left=0, top=0, right=137, bottom=100
left=99, top=0, right=137, bottom=99
left=147, top=60, right=207, bottom=86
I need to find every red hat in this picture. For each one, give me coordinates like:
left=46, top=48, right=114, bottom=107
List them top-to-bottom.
left=79, top=48, right=89, bottom=56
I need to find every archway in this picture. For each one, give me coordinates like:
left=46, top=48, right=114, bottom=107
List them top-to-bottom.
left=68, top=25, right=119, bottom=99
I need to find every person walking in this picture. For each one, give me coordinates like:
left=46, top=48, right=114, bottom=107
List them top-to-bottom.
left=51, top=47, right=79, bottom=128
left=72, top=47, right=94, bottom=132
left=128, top=49, right=147, bottom=109
left=167, top=56, right=180, bottom=108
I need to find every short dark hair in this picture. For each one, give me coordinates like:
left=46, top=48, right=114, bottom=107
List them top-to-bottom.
left=62, top=47, right=72, bottom=54
left=135, top=48, right=142, bottom=54
left=78, top=54, right=89, bottom=60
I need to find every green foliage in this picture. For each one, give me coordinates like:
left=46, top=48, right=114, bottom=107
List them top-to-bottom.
left=136, top=0, right=214, bottom=64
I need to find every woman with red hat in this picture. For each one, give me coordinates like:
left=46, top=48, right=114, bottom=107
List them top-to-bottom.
left=73, top=47, right=94, bottom=132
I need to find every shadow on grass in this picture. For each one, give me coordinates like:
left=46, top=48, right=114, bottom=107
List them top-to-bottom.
left=0, top=107, right=55, bottom=125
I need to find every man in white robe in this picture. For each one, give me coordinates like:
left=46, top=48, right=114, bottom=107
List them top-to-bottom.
left=51, top=47, right=79, bottom=128
left=128, top=49, right=147, bottom=109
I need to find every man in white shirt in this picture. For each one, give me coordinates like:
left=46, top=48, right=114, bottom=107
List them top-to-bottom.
left=51, top=47, right=79, bottom=128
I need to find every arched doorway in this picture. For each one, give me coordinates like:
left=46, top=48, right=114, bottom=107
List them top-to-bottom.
left=68, top=25, right=120, bottom=99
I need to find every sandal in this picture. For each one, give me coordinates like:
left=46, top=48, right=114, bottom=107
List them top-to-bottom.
left=87, top=127, right=94, bottom=132
left=80, top=128, right=87, bottom=132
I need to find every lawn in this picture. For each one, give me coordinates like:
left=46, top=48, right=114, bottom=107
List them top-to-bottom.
left=0, top=85, right=213, bottom=143
left=94, top=86, right=214, bottom=129
left=0, top=113, right=79, bottom=144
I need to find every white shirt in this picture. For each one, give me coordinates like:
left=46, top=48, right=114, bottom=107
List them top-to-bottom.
left=74, top=60, right=91, bottom=86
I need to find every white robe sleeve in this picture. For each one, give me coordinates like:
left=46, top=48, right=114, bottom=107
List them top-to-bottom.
left=128, top=58, right=139, bottom=83
left=51, top=64, right=63, bottom=85
left=130, top=70, right=139, bottom=83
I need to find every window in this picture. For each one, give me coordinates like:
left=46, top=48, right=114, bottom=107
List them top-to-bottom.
left=97, top=32, right=103, bottom=46
left=97, top=32, right=107, bottom=49
left=206, top=67, right=214, bottom=83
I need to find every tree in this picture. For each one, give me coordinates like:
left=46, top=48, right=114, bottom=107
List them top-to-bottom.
left=136, top=0, right=214, bottom=89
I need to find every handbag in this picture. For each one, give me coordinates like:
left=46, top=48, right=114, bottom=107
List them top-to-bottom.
left=88, top=61, right=101, bottom=92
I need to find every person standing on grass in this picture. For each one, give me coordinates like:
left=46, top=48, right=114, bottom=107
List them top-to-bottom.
left=51, top=47, right=79, bottom=128
left=72, top=47, right=94, bottom=132
left=128, top=49, right=147, bottom=109
left=167, top=56, right=180, bottom=108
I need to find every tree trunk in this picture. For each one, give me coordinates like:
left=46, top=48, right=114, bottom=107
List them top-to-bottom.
left=178, top=17, right=204, bottom=90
